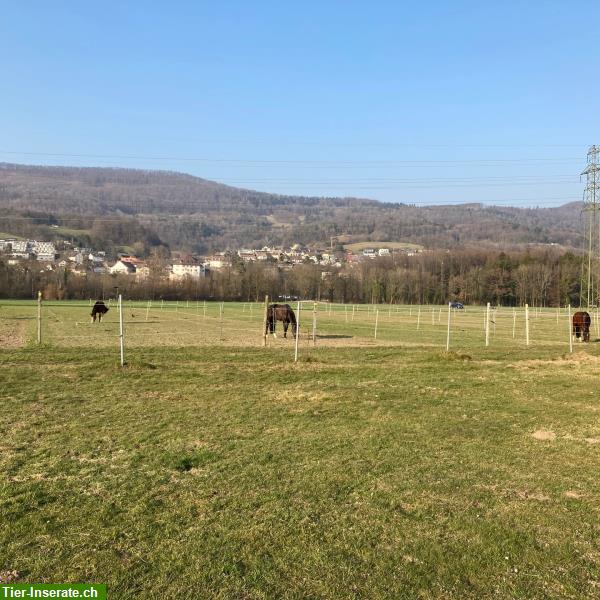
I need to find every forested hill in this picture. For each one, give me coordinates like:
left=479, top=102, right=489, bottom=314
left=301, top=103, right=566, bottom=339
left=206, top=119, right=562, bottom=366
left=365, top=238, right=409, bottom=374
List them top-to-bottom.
left=0, top=162, right=585, bottom=254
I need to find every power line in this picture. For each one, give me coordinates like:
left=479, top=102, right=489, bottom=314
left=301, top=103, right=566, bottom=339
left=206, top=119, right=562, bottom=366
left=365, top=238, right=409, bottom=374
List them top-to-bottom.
left=0, top=150, right=583, bottom=165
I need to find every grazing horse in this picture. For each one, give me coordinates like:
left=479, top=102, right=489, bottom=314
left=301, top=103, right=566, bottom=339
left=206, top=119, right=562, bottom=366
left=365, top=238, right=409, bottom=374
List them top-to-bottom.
left=91, top=300, right=109, bottom=323
left=266, top=303, right=297, bottom=338
left=572, top=311, right=591, bottom=342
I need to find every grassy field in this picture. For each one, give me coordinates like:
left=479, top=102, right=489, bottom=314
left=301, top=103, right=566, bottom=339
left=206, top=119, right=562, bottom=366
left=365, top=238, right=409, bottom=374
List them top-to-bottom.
left=343, top=241, right=423, bottom=253
left=1, top=301, right=600, bottom=598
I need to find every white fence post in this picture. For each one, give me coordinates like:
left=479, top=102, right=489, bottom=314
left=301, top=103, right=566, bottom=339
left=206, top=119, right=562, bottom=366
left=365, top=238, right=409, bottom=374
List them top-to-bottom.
left=37, top=291, right=42, bottom=345
left=118, top=294, right=125, bottom=367
left=262, top=295, right=269, bottom=346
left=294, top=300, right=301, bottom=362
left=219, top=302, right=224, bottom=341
left=312, top=302, right=317, bottom=346
left=446, top=302, right=451, bottom=351
left=485, top=302, right=490, bottom=347
left=525, top=303, right=530, bottom=346
left=568, top=304, right=573, bottom=353
left=417, top=306, right=421, bottom=330
left=512, top=308, right=516, bottom=339
left=374, top=309, right=379, bottom=339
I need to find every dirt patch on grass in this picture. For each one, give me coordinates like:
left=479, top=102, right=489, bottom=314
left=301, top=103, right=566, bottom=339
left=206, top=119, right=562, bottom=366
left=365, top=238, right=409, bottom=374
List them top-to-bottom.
left=0, top=322, right=26, bottom=349
left=532, top=429, right=556, bottom=441
left=517, top=491, right=551, bottom=501
left=564, top=491, right=584, bottom=499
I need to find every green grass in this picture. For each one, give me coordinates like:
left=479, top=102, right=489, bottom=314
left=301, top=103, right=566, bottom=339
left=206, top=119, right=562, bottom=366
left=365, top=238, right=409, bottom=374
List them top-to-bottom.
left=50, top=226, right=92, bottom=237
left=343, top=241, right=423, bottom=253
left=1, top=303, right=600, bottom=598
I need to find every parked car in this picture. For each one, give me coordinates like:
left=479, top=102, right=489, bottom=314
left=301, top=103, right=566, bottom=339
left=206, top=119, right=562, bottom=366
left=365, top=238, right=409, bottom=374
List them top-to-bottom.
left=450, top=301, right=464, bottom=309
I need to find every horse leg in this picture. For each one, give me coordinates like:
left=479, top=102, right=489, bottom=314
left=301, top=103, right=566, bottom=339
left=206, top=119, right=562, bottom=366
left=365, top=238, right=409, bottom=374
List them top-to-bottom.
left=91, top=314, right=95, bottom=323
left=283, top=320, right=288, bottom=338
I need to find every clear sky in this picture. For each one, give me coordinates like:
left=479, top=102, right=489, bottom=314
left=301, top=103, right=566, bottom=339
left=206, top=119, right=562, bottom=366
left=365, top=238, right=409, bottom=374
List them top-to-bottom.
left=1, top=1, right=598, bottom=206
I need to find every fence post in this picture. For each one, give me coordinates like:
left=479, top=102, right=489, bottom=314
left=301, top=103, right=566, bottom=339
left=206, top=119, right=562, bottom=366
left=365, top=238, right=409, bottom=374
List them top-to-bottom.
left=37, top=291, right=42, bottom=345
left=118, top=294, right=125, bottom=367
left=262, top=295, right=269, bottom=346
left=145, top=300, right=150, bottom=322
left=203, top=300, right=207, bottom=318
left=294, top=300, right=301, bottom=362
left=219, top=302, right=224, bottom=341
left=312, top=302, right=317, bottom=346
left=446, top=302, right=451, bottom=351
left=485, top=302, right=490, bottom=347
left=525, top=303, right=530, bottom=346
left=352, top=304, right=355, bottom=321
left=568, top=304, right=573, bottom=353
left=417, top=306, right=421, bottom=330
left=512, top=308, right=516, bottom=339
left=374, top=309, right=379, bottom=340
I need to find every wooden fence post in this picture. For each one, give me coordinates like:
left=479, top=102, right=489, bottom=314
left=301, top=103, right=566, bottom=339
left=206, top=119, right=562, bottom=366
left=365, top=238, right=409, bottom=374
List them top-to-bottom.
left=485, top=302, right=490, bottom=347
left=525, top=303, right=530, bottom=346
left=417, top=306, right=421, bottom=330
left=374, top=309, right=379, bottom=340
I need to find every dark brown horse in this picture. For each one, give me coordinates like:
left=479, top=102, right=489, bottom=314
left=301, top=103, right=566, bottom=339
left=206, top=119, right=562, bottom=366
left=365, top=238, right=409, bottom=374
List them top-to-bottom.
left=91, top=301, right=109, bottom=323
left=266, top=303, right=297, bottom=338
left=572, top=311, right=591, bottom=342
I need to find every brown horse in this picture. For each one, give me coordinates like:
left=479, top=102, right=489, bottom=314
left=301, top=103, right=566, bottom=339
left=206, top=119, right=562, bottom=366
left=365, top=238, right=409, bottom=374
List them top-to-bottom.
left=91, top=301, right=109, bottom=323
left=266, top=303, right=297, bottom=338
left=572, top=311, right=591, bottom=342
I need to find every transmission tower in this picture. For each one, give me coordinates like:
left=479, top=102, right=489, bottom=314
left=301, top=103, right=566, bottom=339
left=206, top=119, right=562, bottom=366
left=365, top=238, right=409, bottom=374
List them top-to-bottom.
left=582, top=145, right=600, bottom=307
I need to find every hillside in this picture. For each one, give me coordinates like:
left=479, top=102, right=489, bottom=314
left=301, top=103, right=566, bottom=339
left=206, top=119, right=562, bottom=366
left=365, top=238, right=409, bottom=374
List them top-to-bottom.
left=0, top=162, right=585, bottom=254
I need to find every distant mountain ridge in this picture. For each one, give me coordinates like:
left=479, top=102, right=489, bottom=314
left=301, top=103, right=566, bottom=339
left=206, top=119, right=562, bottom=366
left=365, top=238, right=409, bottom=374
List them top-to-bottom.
left=0, top=162, right=585, bottom=253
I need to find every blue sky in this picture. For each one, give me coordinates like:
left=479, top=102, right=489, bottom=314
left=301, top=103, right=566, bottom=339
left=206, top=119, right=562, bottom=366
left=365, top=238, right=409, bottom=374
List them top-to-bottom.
left=1, top=1, right=598, bottom=206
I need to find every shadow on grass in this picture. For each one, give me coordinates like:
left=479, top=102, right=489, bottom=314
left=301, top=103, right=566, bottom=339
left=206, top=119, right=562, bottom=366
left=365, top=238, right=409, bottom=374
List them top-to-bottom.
left=316, top=334, right=353, bottom=339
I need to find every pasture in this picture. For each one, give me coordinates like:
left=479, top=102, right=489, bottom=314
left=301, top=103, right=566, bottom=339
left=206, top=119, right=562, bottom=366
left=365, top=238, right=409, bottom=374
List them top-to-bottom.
left=1, top=300, right=600, bottom=598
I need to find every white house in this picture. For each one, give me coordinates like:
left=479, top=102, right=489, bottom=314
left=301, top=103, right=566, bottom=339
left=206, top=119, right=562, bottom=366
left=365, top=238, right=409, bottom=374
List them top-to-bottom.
left=109, top=260, right=136, bottom=275
left=170, top=263, right=205, bottom=280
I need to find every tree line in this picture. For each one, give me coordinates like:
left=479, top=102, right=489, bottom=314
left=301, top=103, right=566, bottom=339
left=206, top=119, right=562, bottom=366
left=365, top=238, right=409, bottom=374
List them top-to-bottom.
left=0, top=247, right=590, bottom=308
